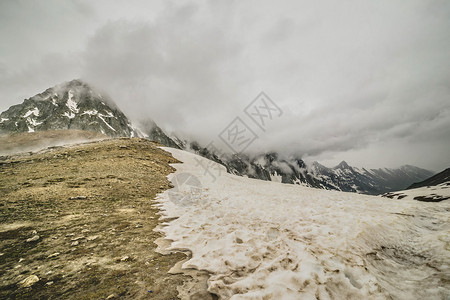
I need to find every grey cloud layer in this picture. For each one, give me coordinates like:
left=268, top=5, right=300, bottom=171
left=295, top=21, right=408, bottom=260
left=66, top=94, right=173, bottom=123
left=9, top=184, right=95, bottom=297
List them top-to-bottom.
left=0, top=0, right=449, bottom=170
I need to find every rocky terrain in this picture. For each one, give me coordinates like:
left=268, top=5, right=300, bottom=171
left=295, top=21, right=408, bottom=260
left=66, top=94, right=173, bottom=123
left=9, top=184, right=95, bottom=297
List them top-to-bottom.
left=138, top=120, right=181, bottom=150
left=0, top=135, right=212, bottom=299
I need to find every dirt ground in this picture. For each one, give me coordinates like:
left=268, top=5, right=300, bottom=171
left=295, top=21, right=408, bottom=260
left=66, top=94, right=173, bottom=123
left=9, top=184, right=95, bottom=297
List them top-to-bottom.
left=0, top=136, right=194, bottom=299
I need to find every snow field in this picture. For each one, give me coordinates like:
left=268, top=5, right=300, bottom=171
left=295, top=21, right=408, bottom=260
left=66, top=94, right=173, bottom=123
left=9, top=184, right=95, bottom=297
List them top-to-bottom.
left=156, top=148, right=449, bottom=299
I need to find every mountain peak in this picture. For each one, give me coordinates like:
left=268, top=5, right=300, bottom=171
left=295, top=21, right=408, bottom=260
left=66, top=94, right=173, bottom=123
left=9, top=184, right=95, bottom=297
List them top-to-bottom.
left=66, top=78, right=85, bottom=86
left=0, top=79, right=136, bottom=137
left=52, top=79, right=91, bottom=94
left=264, top=152, right=279, bottom=162
left=312, top=161, right=324, bottom=167
left=335, top=161, right=350, bottom=169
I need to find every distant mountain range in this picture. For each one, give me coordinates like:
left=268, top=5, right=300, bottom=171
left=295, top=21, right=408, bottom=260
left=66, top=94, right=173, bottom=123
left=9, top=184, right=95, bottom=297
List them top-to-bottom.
left=0, top=79, right=438, bottom=195
left=184, top=142, right=434, bottom=195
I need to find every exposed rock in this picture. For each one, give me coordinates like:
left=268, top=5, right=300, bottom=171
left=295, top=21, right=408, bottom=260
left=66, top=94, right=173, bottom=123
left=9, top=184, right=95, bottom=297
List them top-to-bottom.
left=138, top=119, right=180, bottom=149
left=413, top=195, right=449, bottom=202
left=69, top=196, right=87, bottom=200
left=26, top=235, right=40, bottom=242
left=86, top=235, right=99, bottom=241
left=47, top=253, right=60, bottom=259
left=18, top=275, right=39, bottom=288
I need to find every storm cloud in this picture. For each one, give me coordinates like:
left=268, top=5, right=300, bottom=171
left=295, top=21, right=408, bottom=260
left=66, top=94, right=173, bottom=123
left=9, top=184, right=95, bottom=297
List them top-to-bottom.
left=1, top=0, right=449, bottom=171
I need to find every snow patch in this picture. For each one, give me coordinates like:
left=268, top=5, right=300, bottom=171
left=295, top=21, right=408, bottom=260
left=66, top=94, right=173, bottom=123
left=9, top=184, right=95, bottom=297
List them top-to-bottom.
left=66, top=90, right=79, bottom=113
left=23, top=107, right=40, bottom=118
left=82, top=109, right=98, bottom=116
left=104, top=111, right=116, bottom=119
left=63, top=112, right=76, bottom=119
left=98, top=114, right=116, bottom=132
left=26, top=117, right=42, bottom=127
left=0, top=118, right=9, bottom=124
left=128, top=124, right=145, bottom=138
left=269, top=171, right=283, bottom=183
left=351, top=184, right=360, bottom=193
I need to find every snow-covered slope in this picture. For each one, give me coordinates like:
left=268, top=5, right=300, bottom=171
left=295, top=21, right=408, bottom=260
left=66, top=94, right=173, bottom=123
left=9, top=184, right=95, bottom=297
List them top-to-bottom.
left=156, top=148, right=449, bottom=299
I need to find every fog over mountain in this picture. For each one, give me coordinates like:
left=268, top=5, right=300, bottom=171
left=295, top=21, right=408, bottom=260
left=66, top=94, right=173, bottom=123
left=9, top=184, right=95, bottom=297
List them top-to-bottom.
left=1, top=0, right=449, bottom=171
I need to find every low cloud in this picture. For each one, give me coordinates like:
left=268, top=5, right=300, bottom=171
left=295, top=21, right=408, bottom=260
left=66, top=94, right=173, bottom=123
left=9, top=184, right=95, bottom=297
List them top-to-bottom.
left=0, top=0, right=449, bottom=171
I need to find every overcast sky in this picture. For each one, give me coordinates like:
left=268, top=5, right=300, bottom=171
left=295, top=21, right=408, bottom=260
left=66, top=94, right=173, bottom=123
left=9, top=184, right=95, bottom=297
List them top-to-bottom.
left=1, top=0, right=449, bottom=171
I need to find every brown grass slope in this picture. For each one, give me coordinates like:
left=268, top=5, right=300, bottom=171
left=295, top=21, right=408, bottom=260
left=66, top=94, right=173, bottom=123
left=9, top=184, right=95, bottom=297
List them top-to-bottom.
left=0, top=137, right=188, bottom=299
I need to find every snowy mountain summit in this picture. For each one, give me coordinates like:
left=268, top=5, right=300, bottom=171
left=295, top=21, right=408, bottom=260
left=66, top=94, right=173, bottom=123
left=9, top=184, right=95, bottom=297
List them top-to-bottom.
left=0, top=80, right=136, bottom=137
